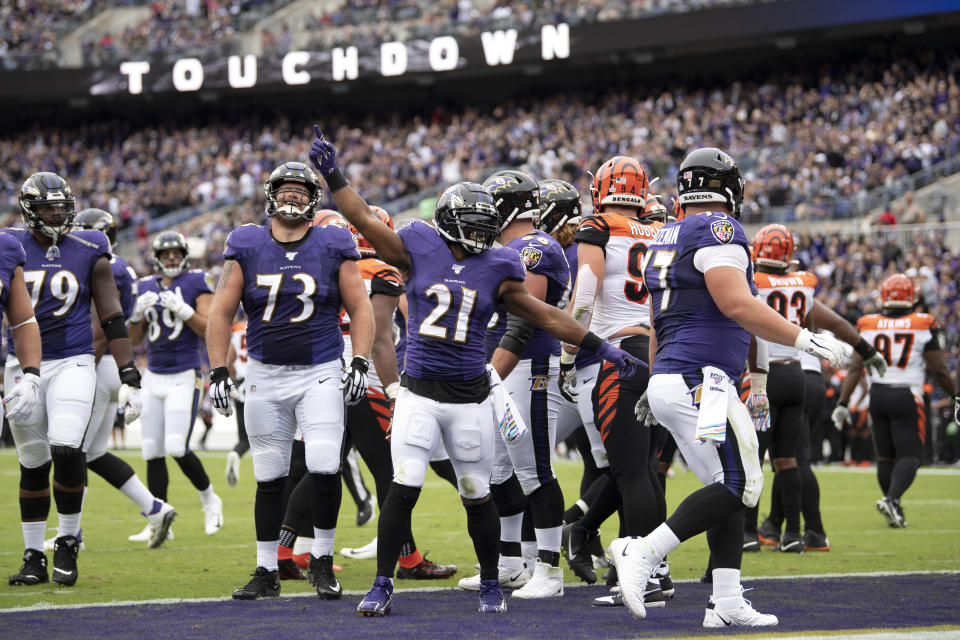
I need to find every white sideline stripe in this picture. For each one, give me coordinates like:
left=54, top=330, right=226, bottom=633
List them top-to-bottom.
left=2, top=569, right=958, bottom=613
left=745, top=632, right=960, bottom=640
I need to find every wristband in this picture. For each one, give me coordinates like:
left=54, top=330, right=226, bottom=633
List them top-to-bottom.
left=324, top=169, right=349, bottom=192
left=580, top=331, right=604, bottom=353
left=853, top=338, right=876, bottom=359
left=560, top=348, right=577, bottom=366
left=118, top=362, right=141, bottom=388
left=22, top=366, right=40, bottom=377
left=750, top=372, right=767, bottom=395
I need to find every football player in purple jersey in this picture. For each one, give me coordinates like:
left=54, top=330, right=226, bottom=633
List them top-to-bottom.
left=308, top=126, right=642, bottom=617
left=613, top=148, right=850, bottom=626
left=206, top=161, right=374, bottom=601
left=462, top=169, right=570, bottom=599
left=6, top=172, right=143, bottom=588
left=53, top=209, right=176, bottom=552
left=129, top=231, right=222, bottom=540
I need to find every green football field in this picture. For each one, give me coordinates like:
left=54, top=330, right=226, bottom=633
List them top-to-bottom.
left=0, top=448, right=957, bottom=609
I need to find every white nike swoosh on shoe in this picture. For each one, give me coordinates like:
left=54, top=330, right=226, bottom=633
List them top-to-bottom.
left=54, top=568, right=75, bottom=576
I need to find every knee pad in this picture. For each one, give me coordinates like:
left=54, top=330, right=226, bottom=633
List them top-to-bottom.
left=164, top=434, right=187, bottom=459
left=304, top=436, right=342, bottom=475
left=17, top=437, right=51, bottom=469
left=141, top=438, right=163, bottom=461
left=51, top=445, right=85, bottom=482
left=251, top=446, right=288, bottom=483
left=393, top=455, right=429, bottom=489
left=20, top=462, right=51, bottom=491
left=457, top=473, right=490, bottom=501
left=256, top=477, right=286, bottom=500
left=390, top=482, right=422, bottom=508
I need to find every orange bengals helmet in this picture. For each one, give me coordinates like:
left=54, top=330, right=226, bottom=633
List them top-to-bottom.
left=590, top=156, right=650, bottom=215
left=644, top=196, right=668, bottom=223
left=348, top=206, right=393, bottom=257
left=312, top=209, right=348, bottom=228
left=752, top=224, right=794, bottom=269
left=880, top=274, right=915, bottom=309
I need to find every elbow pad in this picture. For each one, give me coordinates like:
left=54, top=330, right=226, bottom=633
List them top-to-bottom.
left=101, top=313, right=129, bottom=342
left=498, top=314, right=534, bottom=357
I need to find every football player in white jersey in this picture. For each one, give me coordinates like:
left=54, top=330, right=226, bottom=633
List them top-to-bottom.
left=834, top=274, right=956, bottom=527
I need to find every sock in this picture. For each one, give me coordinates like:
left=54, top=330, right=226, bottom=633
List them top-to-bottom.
left=173, top=452, right=211, bottom=493
left=887, top=456, right=919, bottom=501
left=147, top=458, right=169, bottom=502
left=877, top=459, right=894, bottom=495
left=799, top=463, right=824, bottom=533
left=778, top=467, right=802, bottom=535
left=768, top=472, right=784, bottom=529
left=120, top=476, right=157, bottom=513
left=580, top=476, right=620, bottom=531
left=666, top=482, right=743, bottom=541
left=199, top=483, right=215, bottom=504
left=375, top=483, right=421, bottom=578
left=77, top=486, right=89, bottom=532
left=465, top=499, right=500, bottom=582
left=563, top=499, right=588, bottom=524
left=743, top=504, right=759, bottom=535
left=58, top=512, right=81, bottom=539
left=499, top=512, right=523, bottom=557
left=22, top=521, right=46, bottom=552
left=646, top=523, right=680, bottom=560
left=278, top=527, right=297, bottom=554
left=311, top=528, right=336, bottom=558
left=257, top=540, right=279, bottom=571
left=521, top=541, right=538, bottom=570
left=398, top=548, right=423, bottom=569
left=712, top=567, right=741, bottom=600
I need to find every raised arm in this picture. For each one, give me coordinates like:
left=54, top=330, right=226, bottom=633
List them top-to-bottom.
left=308, top=126, right=411, bottom=275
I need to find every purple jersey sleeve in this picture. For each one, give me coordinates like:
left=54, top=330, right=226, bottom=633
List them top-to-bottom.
left=0, top=232, right=26, bottom=354
left=110, top=254, right=138, bottom=320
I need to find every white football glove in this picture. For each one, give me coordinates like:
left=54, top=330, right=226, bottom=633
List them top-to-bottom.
left=159, top=289, right=195, bottom=321
left=130, top=290, right=159, bottom=323
left=794, top=328, right=852, bottom=368
left=341, top=356, right=369, bottom=406
left=209, top=366, right=236, bottom=417
left=4, top=372, right=42, bottom=423
left=746, top=372, right=771, bottom=432
left=232, top=377, right=246, bottom=404
left=118, top=384, right=143, bottom=424
left=634, top=390, right=658, bottom=427
left=954, top=395, right=959, bottom=426
left=831, top=403, right=851, bottom=430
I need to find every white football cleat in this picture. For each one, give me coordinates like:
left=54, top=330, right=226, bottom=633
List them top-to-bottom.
left=225, top=451, right=241, bottom=487
left=202, top=493, right=223, bottom=535
left=146, top=501, right=177, bottom=548
left=128, top=523, right=151, bottom=542
left=341, top=536, right=377, bottom=559
left=608, top=537, right=659, bottom=619
left=459, top=560, right=530, bottom=591
left=511, top=561, right=564, bottom=599
left=703, top=593, right=779, bottom=628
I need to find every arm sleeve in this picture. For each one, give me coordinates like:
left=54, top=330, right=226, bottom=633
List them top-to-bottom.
left=693, top=244, right=749, bottom=273
left=497, top=313, right=535, bottom=357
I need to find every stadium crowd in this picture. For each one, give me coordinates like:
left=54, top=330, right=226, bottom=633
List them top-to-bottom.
left=2, top=52, right=957, bottom=237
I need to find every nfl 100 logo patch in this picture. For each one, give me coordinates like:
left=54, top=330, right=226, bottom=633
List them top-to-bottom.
left=710, top=219, right=735, bottom=244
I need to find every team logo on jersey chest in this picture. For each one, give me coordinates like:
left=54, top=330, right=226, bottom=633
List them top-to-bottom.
left=710, top=219, right=735, bottom=244
left=520, top=247, right=543, bottom=269
left=285, top=251, right=298, bottom=261
left=451, top=264, right=465, bottom=274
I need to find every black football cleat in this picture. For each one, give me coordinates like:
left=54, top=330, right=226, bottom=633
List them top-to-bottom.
left=757, top=519, right=781, bottom=546
left=566, top=524, right=598, bottom=584
left=803, top=529, right=831, bottom=552
left=778, top=531, right=804, bottom=553
left=743, top=532, right=761, bottom=553
left=52, top=536, right=79, bottom=586
left=9, top=549, right=49, bottom=586
left=396, top=554, right=457, bottom=580
left=309, top=555, right=342, bottom=599
left=278, top=558, right=305, bottom=580
left=232, top=567, right=280, bottom=600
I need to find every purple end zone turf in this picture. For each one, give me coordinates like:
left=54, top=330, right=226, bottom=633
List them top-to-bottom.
left=3, top=573, right=958, bottom=639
